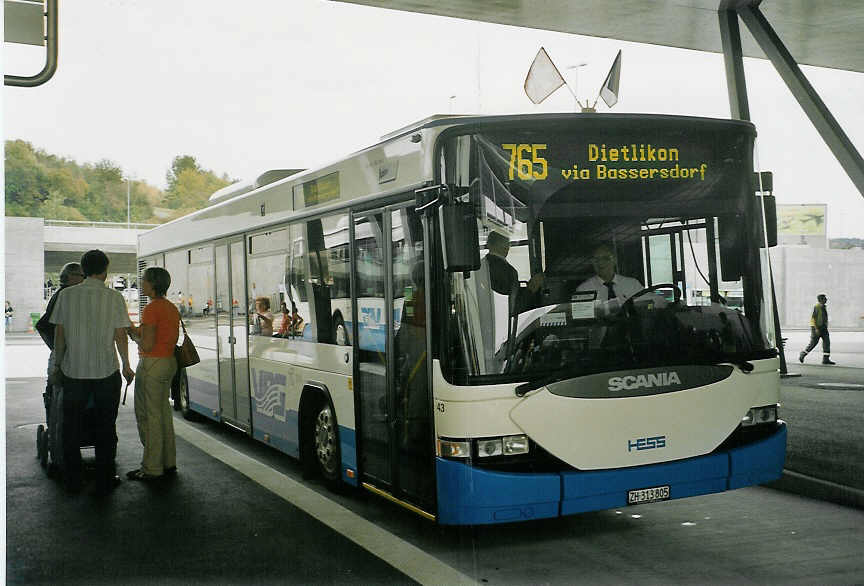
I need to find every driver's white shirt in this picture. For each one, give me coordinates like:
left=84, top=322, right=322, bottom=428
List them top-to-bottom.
left=576, top=273, right=643, bottom=302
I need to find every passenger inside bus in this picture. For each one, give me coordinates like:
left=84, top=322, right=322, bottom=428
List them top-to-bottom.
left=483, top=231, right=518, bottom=296
left=253, top=296, right=274, bottom=336
left=275, top=301, right=290, bottom=337
left=290, top=303, right=304, bottom=337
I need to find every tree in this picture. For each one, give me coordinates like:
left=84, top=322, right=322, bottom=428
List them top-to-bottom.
left=5, top=140, right=49, bottom=216
left=5, top=140, right=232, bottom=223
left=163, top=155, right=231, bottom=210
left=166, top=155, right=200, bottom=192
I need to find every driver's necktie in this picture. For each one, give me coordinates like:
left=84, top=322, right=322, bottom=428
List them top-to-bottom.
left=604, top=281, right=616, bottom=300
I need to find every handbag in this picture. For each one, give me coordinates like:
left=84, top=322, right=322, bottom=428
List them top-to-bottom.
left=174, top=317, right=200, bottom=368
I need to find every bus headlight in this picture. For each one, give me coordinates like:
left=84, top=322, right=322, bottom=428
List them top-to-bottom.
left=741, top=405, right=778, bottom=427
left=477, top=434, right=530, bottom=458
left=502, top=434, right=530, bottom=455
left=437, top=435, right=531, bottom=459
left=479, top=438, right=503, bottom=457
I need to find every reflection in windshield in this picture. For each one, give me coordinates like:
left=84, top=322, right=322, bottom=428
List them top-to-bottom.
left=442, top=120, right=774, bottom=383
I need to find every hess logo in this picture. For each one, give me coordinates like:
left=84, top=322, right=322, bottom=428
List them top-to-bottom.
left=607, top=371, right=682, bottom=392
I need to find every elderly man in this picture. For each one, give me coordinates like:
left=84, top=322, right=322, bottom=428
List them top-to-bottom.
left=49, top=250, right=135, bottom=494
left=37, top=262, right=85, bottom=415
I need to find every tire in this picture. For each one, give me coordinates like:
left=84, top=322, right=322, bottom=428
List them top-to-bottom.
left=333, top=314, right=348, bottom=346
left=178, top=371, right=198, bottom=421
left=312, top=400, right=341, bottom=486
left=37, top=425, right=48, bottom=469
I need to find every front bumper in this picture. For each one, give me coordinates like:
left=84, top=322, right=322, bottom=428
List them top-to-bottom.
left=436, top=422, right=786, bottom=525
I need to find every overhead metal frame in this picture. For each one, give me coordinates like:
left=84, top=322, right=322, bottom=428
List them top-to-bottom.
left=5, top=0, right=58, bottom=87
left=728, top=2, right=864, bottom=199
left=719, top=3, right=790, bottom=375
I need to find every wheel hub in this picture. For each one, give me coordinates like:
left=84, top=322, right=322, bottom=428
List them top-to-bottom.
left=315, top=407, right=336, bottom=472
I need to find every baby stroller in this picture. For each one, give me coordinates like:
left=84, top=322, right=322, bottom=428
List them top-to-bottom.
left=36, top=382, right=98, bottom=477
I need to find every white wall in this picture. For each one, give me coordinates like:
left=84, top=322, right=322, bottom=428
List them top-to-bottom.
left=5, top=217, right=45, bottom=332
left=772, top=246, right=864, bottom=330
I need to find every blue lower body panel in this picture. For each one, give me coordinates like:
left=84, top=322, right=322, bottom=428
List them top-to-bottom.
left=437, top=423, right=786, bottom=525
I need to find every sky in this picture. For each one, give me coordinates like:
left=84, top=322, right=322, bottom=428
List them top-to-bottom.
left=4, top=0, right=864, bottom=238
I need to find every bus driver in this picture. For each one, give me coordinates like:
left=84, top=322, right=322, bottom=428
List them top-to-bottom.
left=575, top=243, right=642, bottom=312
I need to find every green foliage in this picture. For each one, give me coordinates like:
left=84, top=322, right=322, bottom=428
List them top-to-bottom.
left=4, top=141, right=233, bottom=223
left=163, top=155, right=232, bottom=210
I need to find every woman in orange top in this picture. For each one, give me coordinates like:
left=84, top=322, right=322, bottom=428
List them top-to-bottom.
left=126, top=267, right=180, bottom=480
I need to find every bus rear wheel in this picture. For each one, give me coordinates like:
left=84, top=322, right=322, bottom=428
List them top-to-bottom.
left=313, top=402, right=340, bottom=484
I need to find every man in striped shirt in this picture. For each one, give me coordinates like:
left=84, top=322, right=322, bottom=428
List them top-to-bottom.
left=49, top=250, right=135, bottom=494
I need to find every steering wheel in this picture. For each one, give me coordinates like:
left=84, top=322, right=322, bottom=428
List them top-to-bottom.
left=625, top=283, right=683, bottom=305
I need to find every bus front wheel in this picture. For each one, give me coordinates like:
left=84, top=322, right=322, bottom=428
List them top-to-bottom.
left=314, top=402, right=340, bottom=482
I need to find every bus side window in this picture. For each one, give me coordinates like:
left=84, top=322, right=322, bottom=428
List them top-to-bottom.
left=322, top=213, right=352, bottom=346
left=300, top=214, right=352, bottom=346
left=286, top=223, right=310, bottom=339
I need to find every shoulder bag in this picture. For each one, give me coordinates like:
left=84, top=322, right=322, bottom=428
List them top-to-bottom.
left=175, top=317, right=200, bottom=368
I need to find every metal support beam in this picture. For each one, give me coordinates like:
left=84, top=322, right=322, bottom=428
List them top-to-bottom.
left=737, top=3, right=864, bottom=198
left=719, top=6, right=791, bottom=375
left=718, top=9, right=749, bottom=121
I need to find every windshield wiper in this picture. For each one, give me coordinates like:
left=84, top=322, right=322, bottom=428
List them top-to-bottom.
left=515, top=367, right=585, bottom=397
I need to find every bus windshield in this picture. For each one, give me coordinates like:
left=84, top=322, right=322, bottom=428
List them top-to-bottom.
left=440, top=116, right=776, bottom=384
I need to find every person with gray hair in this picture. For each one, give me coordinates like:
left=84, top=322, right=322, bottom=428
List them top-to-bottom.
left=37, top=262, right=86, bottom=373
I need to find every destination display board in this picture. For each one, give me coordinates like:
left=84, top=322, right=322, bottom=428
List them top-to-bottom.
left=467, top=117, right=756, bottom=216
left=302, top=171, right=340, bottom=207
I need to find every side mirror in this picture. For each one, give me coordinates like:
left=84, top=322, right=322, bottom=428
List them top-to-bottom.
left=759, top=194, right=778, bottom=247
left=439, top=202, right=481, bottom=273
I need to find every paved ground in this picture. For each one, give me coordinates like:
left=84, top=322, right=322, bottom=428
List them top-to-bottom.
left=4, top=330, right=864, bottom=584
left=5, top=379, right=416, bottom=585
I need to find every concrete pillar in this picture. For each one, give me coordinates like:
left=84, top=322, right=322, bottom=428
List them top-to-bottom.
left=5, top=217, right=45, bottom=332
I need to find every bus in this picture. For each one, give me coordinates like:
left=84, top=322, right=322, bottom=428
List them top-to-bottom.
left=137, top=113, right=786, bottom=525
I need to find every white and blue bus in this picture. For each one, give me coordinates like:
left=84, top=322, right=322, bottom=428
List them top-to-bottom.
left=137, top=113, right=786, bottom=525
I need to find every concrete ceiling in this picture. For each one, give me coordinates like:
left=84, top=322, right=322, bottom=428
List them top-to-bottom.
left=335, top=0, right=864, bottom=73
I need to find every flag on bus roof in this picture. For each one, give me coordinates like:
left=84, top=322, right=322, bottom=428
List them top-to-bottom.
left=524, top=47, right=565, bottom=104
left=599, top=50, right=622, bottom=108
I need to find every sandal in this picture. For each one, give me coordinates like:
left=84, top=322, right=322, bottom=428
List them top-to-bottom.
left=126, top=469, right=161, bottom=481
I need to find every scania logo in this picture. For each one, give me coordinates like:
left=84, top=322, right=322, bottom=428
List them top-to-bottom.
left=607, top=371, right=682, bottom=392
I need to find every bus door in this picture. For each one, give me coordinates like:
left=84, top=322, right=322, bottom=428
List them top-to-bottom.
left=352, top=205, right=434, bottom=512
left=215, top=238, right=251, bottom=431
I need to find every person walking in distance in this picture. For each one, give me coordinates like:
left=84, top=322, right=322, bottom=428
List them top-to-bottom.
left=48, top=250, right=134, bottom=494
left=126, top=267, right=180, bottom=480
left=799, top=294, right=835, bottom=365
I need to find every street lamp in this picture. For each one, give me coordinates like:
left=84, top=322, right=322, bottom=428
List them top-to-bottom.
left=125, top=175, right=134, bottom=227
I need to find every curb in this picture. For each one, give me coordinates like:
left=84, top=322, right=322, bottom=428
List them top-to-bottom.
left=768, top=469, right=864, bottom=510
